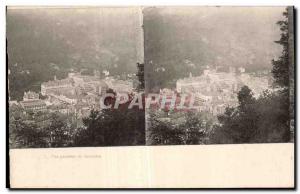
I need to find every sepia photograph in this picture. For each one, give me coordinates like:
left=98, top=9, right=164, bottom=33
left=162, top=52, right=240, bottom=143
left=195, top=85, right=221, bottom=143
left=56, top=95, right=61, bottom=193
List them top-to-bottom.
left=6, top=5, right=295, bottom=189
left=8, top=6, right=294, bottom=148
left=143, top=6, right=294, bottom=145
left=7, top=7, right=147, bottom=148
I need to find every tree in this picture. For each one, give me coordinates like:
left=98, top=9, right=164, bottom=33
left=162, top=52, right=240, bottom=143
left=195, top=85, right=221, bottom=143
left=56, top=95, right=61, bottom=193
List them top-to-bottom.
left=270, top=7, right=292, bottom=141
left=271, top=8, right=289, bottom=88
left=136, top=63, right=145, bottom=91
left=237, top=86, right=255, bottom=112
left=210, top=87, right=259, bottom=144
left=210, top=87, right=291, bottom=144
left=254, top=91, right=290, bottom=142
left=74, top=94, right=146, bottom=147
left=9, top=105, right=48, bottom=148
left=148, top=111, right=212, bottom=145
left=148, top=112, right=185, bottom=145
left=182, top=112, right=208, bottom=144
left=46, top=113, right=73, bottom=147
left=11, top=118, right=48, bottom=148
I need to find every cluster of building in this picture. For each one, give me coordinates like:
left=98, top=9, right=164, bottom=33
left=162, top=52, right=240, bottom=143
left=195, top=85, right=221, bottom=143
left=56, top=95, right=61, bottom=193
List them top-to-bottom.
left=11, top=64, right=271, bottom=118
left=175, top=66, right=272, bottom=115
left=16, top=71, right=134, bottom=118
left=19, top=91, right=47, bottom=112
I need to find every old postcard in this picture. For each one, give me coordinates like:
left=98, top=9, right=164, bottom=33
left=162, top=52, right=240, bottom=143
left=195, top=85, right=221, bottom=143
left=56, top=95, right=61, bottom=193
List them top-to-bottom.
left=7, top=6, right=294, bottom=188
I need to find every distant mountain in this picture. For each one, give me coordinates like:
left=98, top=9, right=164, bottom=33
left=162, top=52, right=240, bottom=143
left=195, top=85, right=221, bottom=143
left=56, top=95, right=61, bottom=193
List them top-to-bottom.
left=143, top=7, right=284, bottom=91
left=144, top=7, right=284, bottom=72
left=7, top=8, right=141, bottom=100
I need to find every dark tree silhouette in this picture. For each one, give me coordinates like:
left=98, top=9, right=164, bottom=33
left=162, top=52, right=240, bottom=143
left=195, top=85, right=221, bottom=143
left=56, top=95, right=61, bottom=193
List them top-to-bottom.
left=271, top=8, right=289, bottom=88
left=74, top=90, right=146, bottom=147
left=148, top=111, right=211, bottom=145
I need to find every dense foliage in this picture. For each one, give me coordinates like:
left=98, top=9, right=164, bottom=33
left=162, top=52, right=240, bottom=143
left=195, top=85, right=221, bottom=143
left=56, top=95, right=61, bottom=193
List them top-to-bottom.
left=210, top=8, right=292, bottom=143
left=9, top=103, right=145, bottom=148
left=148, top=111, right=214, bottom=145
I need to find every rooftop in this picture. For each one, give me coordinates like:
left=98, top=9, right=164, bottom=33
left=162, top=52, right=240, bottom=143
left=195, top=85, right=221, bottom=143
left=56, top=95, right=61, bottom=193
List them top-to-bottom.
left=42, top=78, right=73, bottom=87
left=20, top=100, right=46, bottom=107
